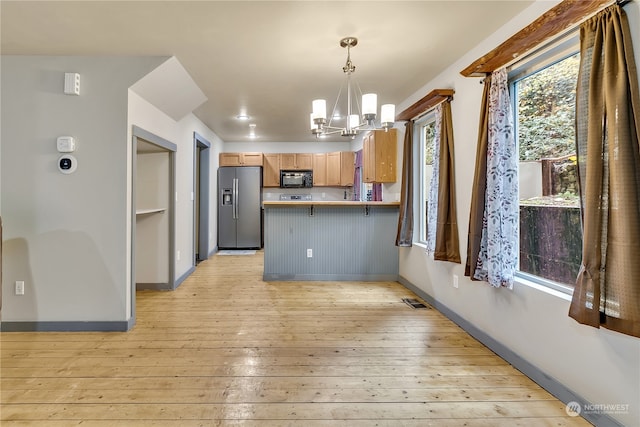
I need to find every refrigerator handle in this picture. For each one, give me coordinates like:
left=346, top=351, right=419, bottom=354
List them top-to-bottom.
left=233, top=178, right=238, bottom=219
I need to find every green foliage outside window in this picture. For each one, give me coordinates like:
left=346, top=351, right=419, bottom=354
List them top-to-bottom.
left=516, top=53, right=579, bottom=161
left=423, top=121, right=436, bottom=166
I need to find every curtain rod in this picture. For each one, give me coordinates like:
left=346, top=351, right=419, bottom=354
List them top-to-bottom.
left=478, top=0, right=632, bottom=83
left=411, top=96, right=452, bottom=122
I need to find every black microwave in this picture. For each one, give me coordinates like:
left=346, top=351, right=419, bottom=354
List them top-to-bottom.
left=280, top=170, right=313, bottom=188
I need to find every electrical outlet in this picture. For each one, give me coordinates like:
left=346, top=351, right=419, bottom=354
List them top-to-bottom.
left=307, top=248, right=313, bottom=258
left=177, top=250, right=181, bottom=261
left=453, top=275, right=459, bottom=289
left=15, top=281, right=25, bottom=295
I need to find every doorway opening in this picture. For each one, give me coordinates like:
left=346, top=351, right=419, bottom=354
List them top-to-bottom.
left=130, top=126, right=177, bottom=322
left=194, top=132, right=211, bottom=264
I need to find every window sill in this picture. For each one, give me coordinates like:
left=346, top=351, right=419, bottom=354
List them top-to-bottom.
left=412, top=241, right=427, bottom=250
left=406, top=243, right=573, bottom=303
left=514, top=273, right=573, bottom=302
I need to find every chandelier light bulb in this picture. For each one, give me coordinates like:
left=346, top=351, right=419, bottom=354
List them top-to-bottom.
left=362, top=93, right=377, bottom=115
left=312, top=99, right=327, bottom=120
left=381, top=104, right=395, bottom=127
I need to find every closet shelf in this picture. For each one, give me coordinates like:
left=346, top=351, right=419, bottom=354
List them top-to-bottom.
left=136, top=208, right=166, bottom=216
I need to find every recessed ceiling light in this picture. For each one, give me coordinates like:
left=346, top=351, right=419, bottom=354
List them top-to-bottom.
left=236, top=114, right=250, bottom=121
left=249, top=123, right=257, bottom=138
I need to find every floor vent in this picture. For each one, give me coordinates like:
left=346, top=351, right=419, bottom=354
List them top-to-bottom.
left=402, top=298, right=429, bottom=309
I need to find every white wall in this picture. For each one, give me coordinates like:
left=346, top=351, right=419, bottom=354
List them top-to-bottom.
left=398, top=2, right=640, bottom=426
left=1, top=56, right=164, bottom=323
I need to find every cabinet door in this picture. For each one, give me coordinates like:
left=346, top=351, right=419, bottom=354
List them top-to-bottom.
left=362, top=130, right=397, bottom=183
left=375, top=130, right=397, bottom=182
left=363, top=134, right=376, bottom=183
left=340, top=151, right=355, bottom=186
left=242, top=152, right=264, bottom=166
left=326, top=152, right=341, bottom=186
left=220, top=153, right=243, bottom=167
left=280, top=153, right=296, bottom=169
left=296, top=153, right=312, bottom=170
left=313, top=153, right=327, bottom=186
left=263, top=154, right=280, bottom=187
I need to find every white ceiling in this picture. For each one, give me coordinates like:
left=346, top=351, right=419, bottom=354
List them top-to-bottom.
left=0, top=0, right=535, bottom=143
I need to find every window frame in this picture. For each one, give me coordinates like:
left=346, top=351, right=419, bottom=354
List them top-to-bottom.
left=508, top=30, right=580, bottom=296
left=414, top=112, right=437, bottom=245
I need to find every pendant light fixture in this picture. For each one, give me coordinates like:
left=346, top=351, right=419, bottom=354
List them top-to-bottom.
left=310, top=37, right=395, bottom=139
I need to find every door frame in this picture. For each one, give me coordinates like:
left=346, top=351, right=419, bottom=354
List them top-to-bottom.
left=130, top=126, right=177, bottom=323
left=193, top=132, right=211, bottom=263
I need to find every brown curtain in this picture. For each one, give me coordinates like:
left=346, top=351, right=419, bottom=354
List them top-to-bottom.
left=569, top=4, right=640, bottom=337
left=464, top=75, right=491, bottom=279
left=434, top=101, right=460, bottom=263
left=395, top=121, right=414, bottom=246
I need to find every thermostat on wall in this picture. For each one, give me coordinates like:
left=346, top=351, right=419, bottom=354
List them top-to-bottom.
left=57, top=136, right=76, bottom=153
left=58, top=154, right=77, bottom=174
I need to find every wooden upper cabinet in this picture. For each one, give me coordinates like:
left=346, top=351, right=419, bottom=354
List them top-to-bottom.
left=363, top=129, right=397, bottom=183
left=220, top=151, right=356, bottom=187
left=340, top=151, right=355, bottom=186
left=219, top=152, right=263, bottom=167
left=242, top=152, right=264, bottom=166
left=325, top=152, right=355, bottom=187
left=326, top=152, right=341, bottom=186
left=263, top=153, right=280, bottom=187
left=279, top=153, right=295, bottom=169
left=280, top=153, right=312, bottom=170
left=296, top=153, right=312, bottom=170
left=312, top=153, right=327, bottom=186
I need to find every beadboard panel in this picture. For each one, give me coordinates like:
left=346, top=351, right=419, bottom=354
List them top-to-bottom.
left=264, top=206, right=399, bottom=281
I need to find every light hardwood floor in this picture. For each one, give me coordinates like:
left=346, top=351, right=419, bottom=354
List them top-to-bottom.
left=1, top=251, right=591, bottom=426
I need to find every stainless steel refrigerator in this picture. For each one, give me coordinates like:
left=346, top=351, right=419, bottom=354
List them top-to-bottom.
left=218, top=166, right=262, bottom=249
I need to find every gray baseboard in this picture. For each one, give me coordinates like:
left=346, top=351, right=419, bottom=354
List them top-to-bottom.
left=136, top=266, right=196, bottom=292
left=175, top=266, right=196, bottom=288
left=264, top=274, right=399, bottom=282
left=398, top=276, right=624, bottom=427
left=136, top=282, right=172, bottom=291
left=0, top=319, right=132, bottom=332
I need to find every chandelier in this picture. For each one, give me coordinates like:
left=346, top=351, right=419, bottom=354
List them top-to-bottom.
left=310, top=37, right=395, bottom=139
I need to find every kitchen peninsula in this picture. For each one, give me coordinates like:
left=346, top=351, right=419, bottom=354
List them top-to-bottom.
left=263, top=200, right=400, bottom=281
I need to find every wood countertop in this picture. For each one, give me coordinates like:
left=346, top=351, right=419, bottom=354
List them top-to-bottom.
left=263, top=201, right=400, bottom=207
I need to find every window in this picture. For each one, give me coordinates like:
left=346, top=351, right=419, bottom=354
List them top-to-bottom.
left=511, top=37, right=582, bottom=291
left=416, top=114, right=436, bottom=244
